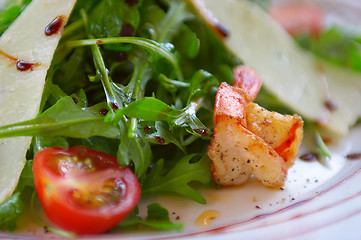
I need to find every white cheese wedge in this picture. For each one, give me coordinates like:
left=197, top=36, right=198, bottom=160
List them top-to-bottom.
left=0, top=0, right=76, bottom=204
left=190, top=0, right=361, bottom=135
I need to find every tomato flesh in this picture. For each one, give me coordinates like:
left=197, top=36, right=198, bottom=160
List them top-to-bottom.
left=33, top=146, right=141, bottom=234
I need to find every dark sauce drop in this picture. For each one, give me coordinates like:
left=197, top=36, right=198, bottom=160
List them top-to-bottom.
left=126, top=0, right=138, bottom=6
left=45, top=15, right=65, bottom=36
left=212, top=21, right=229, bottom=39
left=120, top=23, right=135, bottom=37
left=0, top=50, right=38, bottom=71
left=117, top=51, right=128, bottom=62
left=16, top=61, right=35, bottom=71
left=71, top=97, right=78, bottom=104
left=324, top=99, right=337, bottom=111
left=110, top=102, right=119, bottom=111
left=99, top=108, right=109, bottom=116
left=144, top=125, right=152, bottom=134
left=193, top=129, right=209, bottom=136
left=155, top=136, right=165, bottom=144
left=299, top=153, right=318, bottom=161
left=346, top=153, right=361, bottom=160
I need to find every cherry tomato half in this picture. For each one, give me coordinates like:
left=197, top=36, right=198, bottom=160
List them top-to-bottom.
left=33, top=146, right=141, bottom=235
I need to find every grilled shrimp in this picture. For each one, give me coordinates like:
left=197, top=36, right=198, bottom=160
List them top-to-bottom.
left=207, top=66, right=304, bottom=187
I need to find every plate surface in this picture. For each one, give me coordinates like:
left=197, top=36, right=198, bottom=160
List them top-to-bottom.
left=1, top=0, right=361, bottom=239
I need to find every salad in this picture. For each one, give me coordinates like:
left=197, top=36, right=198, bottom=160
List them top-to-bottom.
left=0, top=0, right=360, bottom=237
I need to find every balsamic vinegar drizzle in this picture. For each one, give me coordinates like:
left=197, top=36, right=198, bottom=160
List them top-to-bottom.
left=126, top=0, right=138, bottom=6
left=45, top=15, right=65, bottom=36
left=212, top=21, right=230, bottom=39
left=0, top=50, right=39, bottom=71
left=16, top=61, right=35, bottom=71
left=299, top=153, right=318, bottom=161
left=346, top=153, right=361, bottom=160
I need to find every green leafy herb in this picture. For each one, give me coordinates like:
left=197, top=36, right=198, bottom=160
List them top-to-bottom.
left=0, top=0, right=31, bottom=36
left=295, top=27, right=361, bottom=72
left=0, top=97, right=119, bottom=139
left=142, top=154, right=212, bottom=204
left=0, top=160, right=33, bottom=231
left=0, top=193, right=24, bottom=231
left=115, top=203, right=183, bottom=231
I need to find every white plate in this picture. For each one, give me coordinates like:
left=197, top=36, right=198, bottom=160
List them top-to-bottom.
left=1, top=0, right=361, bottom=239
left=4, top=124, right=361, bottom=240
left=135, top=125, right=361, bottom=240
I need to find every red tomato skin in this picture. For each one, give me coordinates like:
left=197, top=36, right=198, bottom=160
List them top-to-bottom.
left=33, top=146, right=141, bottom=235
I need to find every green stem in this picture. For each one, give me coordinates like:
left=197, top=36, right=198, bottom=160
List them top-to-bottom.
left=157, top=2, right=186, bottom=43
left=79, top=9, right=119, bottom=108
left=62, top=19, right=83, bottom=38
left=67, top=37, right=182, bottom=81
left=127, top=62, right=149, bottom=138
left=0, top=117, right=104, bottom=138
left=314, top=131, right=332, bottom=159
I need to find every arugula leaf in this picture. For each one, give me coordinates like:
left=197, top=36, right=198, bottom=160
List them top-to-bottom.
left=0, top=0, right=31, bottom=36
left=89, top=0, right=126, bottom=38
left=139, top=0, right=192, bottom=44
left=156, top=1, right=193, bottom=43
left=0, top=6, right=20, bottom=36
left=295, top=27, right=361, bottom=72
left=67, top=37, right=181, bottom=80
left=0, top=97, right=119, bottom=139
left=114, top=97, right=210, bottom=138
left=115, top=97, right=180, bottom=122
left=117, top=118, right=152, bottom=180
left=144, top=121, right=184, bottom=151
left=142, top=154, right=212, bottom=204
left=0, top=158, right=35, bottom=231
left=14, top=160, right=33, bottom=192
left=0, top=192, right=24, bottom=231
left=115, top=203, right=183, bottom=231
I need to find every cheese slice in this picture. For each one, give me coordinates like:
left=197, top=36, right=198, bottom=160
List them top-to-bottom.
left=0, top=0, right=76, bottom=204
left=190, top=0, right=361, bottom=135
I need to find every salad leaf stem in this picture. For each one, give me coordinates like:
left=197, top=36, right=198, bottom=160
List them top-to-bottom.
left=80, top=9, right=121, bottom=110
left=62, top=19, right=83, bottom=39
left=67, top=37, right=182, bottom=80
left=127, top=59, right=150, bottom=138
left=0, top=97, right=119, bottom=139
left=314, top=130, right=332, bottom=164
